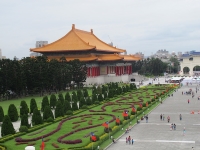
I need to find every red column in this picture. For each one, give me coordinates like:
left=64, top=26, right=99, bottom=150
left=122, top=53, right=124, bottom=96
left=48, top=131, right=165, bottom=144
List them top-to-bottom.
left=130, top=65, right=132, bottom=74
left=107, top=66, right=108, bottom=74
left=122, top=66, right=124, bottom=75
left=129, top=66, right=131, bottom=75
left=87, top=67, right=90, bottom=77
left=94, top=67, right=97, bottom=77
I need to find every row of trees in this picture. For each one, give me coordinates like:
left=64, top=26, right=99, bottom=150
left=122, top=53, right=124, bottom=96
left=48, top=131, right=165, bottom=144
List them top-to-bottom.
left=0, top=56, right=87, bottom=100
left=132, top=57, right=180, bottom=76
left=0, top=83, right=137, bottom=136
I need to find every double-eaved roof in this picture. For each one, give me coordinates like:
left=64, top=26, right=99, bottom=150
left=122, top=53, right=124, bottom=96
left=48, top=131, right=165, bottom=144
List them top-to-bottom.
left=30, top=24, right=125, bottom=53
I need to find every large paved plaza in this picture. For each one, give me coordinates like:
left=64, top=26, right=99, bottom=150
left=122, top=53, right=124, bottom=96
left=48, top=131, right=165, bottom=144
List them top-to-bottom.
left=107, top=78, right=200, bottom=150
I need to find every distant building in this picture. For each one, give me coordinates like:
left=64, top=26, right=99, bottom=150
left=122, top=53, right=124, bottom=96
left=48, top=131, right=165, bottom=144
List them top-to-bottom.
left=30, top=41, right=48, bottom=57
left=36, top=41, right=48, bottom=48
left=0, top=49, right=6, bottom=59
left=179, top=50, right=200, bottom=75
left=135, top=52, right=144, bottom=59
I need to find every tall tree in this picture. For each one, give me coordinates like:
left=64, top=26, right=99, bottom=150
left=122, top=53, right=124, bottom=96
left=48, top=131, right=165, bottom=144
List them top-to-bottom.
left=69, top=59, right=87, bottom=88
left=65, top=92, right=71, bottom=102
left=58, top=93, right=64, bottom=104
left=50, top=94, right=57, bottom=109
left=41, top=96, right=49, bottom=112
left=30, top=98, right=37, bottom=114
left=20, top=100, right=29, bottom=117
left=55, top=101, right=64, bottom=118
left=8, top=104, right=18, bottom=122
left=0, top=106, right=5, bottom=122
left=43, top=106, right=54, bottom=121
left=32, top=108, right=43, bottom=126
left=20, top=114, right=29, bottom=128
left=1, top=115, right=15, bottom=137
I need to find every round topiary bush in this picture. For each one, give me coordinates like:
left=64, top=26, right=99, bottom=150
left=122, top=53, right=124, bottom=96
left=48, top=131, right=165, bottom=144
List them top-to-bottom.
left=94, top=101, right=100, bottom=105
left=81, top=105, right=88, bottom=109
left=137, top=107, right=141, bottom=111
left=66, top=110, right=73, bottom=115
left=131, top=111, right=136, bottom=115
left=123, top=116, right=130, bottom=120
left=46, top=117, right=54, bottom=123
left=19, top=126, right=28, bottom=132
left=104, top=127, right=112, bottom=133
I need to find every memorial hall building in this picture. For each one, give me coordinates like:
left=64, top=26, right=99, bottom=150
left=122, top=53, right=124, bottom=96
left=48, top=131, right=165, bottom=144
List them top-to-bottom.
left=30, top=24, right=141, bottom=84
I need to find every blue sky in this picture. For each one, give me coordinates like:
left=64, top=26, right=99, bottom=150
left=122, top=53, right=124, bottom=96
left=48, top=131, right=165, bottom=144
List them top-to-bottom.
left=0, top=0, right=200, bottom=59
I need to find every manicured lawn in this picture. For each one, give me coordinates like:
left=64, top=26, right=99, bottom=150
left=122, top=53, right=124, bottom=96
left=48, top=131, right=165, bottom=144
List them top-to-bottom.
left=1, top=84, right=175, bottom=150
left=0, top=89, right=92, bottom=115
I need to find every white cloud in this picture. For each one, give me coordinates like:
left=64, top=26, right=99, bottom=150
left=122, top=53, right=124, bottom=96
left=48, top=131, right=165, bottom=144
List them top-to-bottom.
left=0, top=0, right=200, bottom=59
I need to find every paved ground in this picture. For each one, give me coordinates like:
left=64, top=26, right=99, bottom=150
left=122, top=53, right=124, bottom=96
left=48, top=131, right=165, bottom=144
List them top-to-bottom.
left=107, top=78, right=200, bottom=150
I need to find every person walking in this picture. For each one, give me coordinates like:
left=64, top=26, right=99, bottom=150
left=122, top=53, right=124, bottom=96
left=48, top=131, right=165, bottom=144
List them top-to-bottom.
left=188, top=99, right=190, bottom=104
left=160, top=114, right=162, bottom=121
left=163, top=114, right=165, bottom=121
left=179, top=114, right=182, bottom=120
left=146, top=115, right=148, bottom=123
left=167, top=116, right=170, bottom=123
left=171, top=123, right=174, bottom=130
left=174, top=124, right=176, bottom=130
left=183, top=127, right=186, bottom=136
left=128, top=136, right=131, bottom=144
left=126, top=137, right=128, bottom=144
left=132, top=139, right=134, bottom=145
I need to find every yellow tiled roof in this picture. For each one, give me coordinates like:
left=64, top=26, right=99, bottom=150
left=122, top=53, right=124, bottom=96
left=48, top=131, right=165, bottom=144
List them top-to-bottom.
left=30, top=24, right=126, bottom=53
left=47, top=54, right=98, bottom=62
left=122, top=55, right=141, bottom=61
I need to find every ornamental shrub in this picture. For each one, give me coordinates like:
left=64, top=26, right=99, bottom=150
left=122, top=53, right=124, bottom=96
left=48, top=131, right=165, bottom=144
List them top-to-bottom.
left=126, top=85, right=130, bottom=92
left=97, top=86, right=102, bottom=94
left=77, top=89, right=83, bottom=101
left=83, top=89, right=89, bottom=98
left=65, top=92, right=71, bottom=102
left=103, top=92, right=107, bottom=100
left=58, top=93, right=64, bottom=104
left=50, top=94, right=57, bottom=109
left=92, top=94, right=97, bottom=102
left=98, top=94, right=103, bottom=102
left=41, top=96, right=49, bottom=112
left=79, top=97, right=85, bottom=108
left=86, top=97, right=92, bottom=105
left=30, top=98, right=37, bottom=114
left=20, top=100, right=29, bottom=117
left=63, top=100, right=71, bottom=114
left=55, top=101, right=64, bottom=118
left=72, top=101, right=78, bottom=111
left=94, top=101, right=100, bottom=105
left=148, top=101, right=151, bottom=104
left=142, top=103, right=146, bottom=107
left=8, top=104, right=18, bottom=122
left=81, top=105, right=88, bottom=109
left=0, top=106, right=5, bottom=122
left=43, top=106, right=54, bottom=121
left=137, top=107, right=141, bottom=111
left=32, top=108, right=43, bottom=126
left=66, top=110, right=73, bottom=115
left=131, top=111, right=136, bottom=115
left=20, top=114, right=29, bottom=128
left=1, top=115, right=15, bottom=137
left=124, top=116, right=130, bottom=120
left=46, top=117, right=54, bottom=123
left=19, top=126, right=28, bottom=132
left=104, top=127, right=112, bottom=133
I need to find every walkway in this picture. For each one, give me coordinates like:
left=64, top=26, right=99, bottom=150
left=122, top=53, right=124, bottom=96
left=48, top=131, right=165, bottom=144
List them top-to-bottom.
left=107, top=78, right=200, bottom=150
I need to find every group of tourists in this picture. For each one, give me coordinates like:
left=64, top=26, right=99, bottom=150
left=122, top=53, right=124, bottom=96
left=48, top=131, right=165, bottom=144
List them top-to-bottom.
left=170, top=123, right=176, bottom=130
left=126, top=136, right=134, bottom=145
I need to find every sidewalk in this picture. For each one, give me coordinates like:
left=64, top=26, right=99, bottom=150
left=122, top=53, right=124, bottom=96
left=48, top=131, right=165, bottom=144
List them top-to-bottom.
left=107, top=78, right=200, bottom=150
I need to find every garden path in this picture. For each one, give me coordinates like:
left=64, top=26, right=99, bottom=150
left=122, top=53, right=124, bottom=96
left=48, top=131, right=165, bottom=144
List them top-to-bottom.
left=107, top=78, right=200, bottom=150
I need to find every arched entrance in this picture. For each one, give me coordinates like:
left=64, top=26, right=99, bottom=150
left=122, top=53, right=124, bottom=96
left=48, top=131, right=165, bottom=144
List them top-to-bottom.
left=193, top=65, right=200, bottom=76
left=183, top=67, right=190, bottom=75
